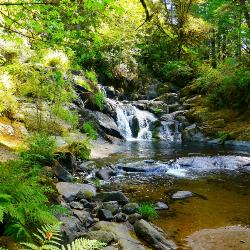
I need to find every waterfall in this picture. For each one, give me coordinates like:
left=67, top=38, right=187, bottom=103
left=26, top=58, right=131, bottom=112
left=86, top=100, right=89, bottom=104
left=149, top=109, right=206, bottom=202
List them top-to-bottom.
left=116, top=104, right=157, bottom=140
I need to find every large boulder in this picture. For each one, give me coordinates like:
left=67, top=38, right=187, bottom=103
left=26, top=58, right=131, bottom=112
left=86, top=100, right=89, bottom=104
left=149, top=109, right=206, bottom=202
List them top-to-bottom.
left=89, top=111, right=123, bottom=139
left=56, top=182, right=96, bottom=202
left=95, top=191, right=129, bottom=205
left=134, top=219, right=177, bottom=250
left=90, top=221, right=146, bottom=250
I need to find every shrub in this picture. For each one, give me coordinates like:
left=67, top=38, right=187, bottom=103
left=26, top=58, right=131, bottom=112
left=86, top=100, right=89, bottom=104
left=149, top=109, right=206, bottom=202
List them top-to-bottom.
left=196, top=59, right=250, bottom=109
left=160, top=61, right=194, bottom=87
left=85, top=70, right=98, bottom=84
left=90, top=91, right=105, bottom=110
left=82, top=121, right=98, bottom=140
left=217, top=131, right=231, bottom=142
left=20, top=133, right=56, bottom=167
left=68, top=140, right=91, bottom=160
left=0, top=161, right=58, bottom=241
left=138, top=203, right=158, bottom=220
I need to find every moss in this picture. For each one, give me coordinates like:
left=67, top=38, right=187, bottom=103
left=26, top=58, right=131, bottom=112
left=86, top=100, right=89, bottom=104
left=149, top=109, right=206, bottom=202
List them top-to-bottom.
left=184, top=94, right=250, bottom=141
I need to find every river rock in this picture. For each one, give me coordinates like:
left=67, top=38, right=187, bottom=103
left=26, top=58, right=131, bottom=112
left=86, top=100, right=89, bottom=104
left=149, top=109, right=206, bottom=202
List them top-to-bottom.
left=57, top=152, right=77, bottom=174
left=53, top=161, right=74, bottom=182
left=77, top=161, right=97, bottom=172
left=96, top=167, right=116, bottom=180
left=56, top=182, right=96, bottom=202
left=95, top=191, right=129, bottom=205
left=171, top=191, right=193, bottom=200
left=80, top=199, right=94, bottom=209
left=69, top=201, right=84, bottom=210
left=103, top=201, right=120, bottom=214
left=122, top=202, right=139, bottom=215
left=155, top=202, right=169, bottom=210
left=72, top=209, right=94, bottom=227
left=97, top=209, right=114, bottom=221
left=114, top=213, right=128, bottom=222
left=128, top=213, right=142, bottom=224
left=59, top=215, right=86, bottom=244
left=134, top=219, right=177, bottom=250
left=91, top=221, right=146, bottom=250
left=85, top=230, right=115, bottom=244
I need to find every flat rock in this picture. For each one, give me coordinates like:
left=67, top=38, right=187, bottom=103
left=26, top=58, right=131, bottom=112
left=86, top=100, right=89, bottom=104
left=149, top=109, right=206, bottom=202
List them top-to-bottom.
left=56, top=182, right=96, bottom=202
left=171, top=191, right=193, bottom=200
left=188, top=226, right=250, bottom=250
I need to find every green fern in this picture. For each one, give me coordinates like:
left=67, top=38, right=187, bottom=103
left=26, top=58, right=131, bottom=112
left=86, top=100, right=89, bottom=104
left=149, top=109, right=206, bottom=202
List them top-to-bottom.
left=21, top=224, right=61, bottom=250
left=62, top=238, right=106, bottom=250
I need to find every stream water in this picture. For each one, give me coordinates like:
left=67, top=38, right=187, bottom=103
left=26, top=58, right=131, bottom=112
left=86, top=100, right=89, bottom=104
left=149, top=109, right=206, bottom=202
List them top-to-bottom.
left=97, top=141, right=250, bottom=249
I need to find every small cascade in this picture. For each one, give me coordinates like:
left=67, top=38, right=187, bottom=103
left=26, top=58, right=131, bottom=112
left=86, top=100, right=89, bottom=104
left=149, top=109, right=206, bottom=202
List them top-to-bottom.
left=116, top=103, right=157, bottom=140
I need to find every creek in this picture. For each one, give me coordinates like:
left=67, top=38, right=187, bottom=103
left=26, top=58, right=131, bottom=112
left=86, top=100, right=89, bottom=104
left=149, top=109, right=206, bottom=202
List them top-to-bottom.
left=96, top=139, right=250, bottom=249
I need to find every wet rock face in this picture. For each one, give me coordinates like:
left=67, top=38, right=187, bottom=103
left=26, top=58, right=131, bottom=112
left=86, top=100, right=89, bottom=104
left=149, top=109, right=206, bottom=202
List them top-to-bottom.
left=134, top=219, right=177, bottom=250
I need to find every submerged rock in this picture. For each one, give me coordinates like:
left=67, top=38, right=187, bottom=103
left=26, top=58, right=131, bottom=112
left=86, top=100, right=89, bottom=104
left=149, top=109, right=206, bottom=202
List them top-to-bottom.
left=171, top=191, right=193, bottom=200
left=155, top=202, right=169, bottom=210
left=134, top=219, right=177, bottom=250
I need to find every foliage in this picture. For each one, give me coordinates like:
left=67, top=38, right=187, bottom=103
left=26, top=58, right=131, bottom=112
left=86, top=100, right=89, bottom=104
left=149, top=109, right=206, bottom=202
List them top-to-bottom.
left=196, top=58, right=250, bottom=108
left=160, top=61, right=194, bottom=87
left=90, top=91, right=105, bottom=110
left=82, top=122, right=98, bottom=140
left=217, top=131, right=232, bottom=142
left=20, top=133, right=56, bottom=167
left=68, top=140, right=91, bottom=160
left=0, top=161, right=58, bottom=242
left=138, top=203, right=158, bottom=219
left=21, top=224, right=106, bottom=250
left=21, top=224, right=61, bottom=250
left=62, top=238, right=106, bottom=250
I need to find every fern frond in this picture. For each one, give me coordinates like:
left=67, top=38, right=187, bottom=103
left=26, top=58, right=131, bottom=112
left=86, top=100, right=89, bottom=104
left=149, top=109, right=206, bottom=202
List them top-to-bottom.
left=0, top=205, right=5, bottom=223
left=62, top=238, right=107, bottom=250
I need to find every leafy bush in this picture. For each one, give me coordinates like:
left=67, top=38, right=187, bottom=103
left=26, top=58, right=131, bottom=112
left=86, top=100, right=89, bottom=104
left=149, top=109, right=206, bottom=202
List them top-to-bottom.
left=196, top=59, right=250, bottom=109
left=160, top=61, right=194, bottom=87
left=85, top=70, right=98, bottom=84
left=90, top=91, right=105, bottom=110
left=82, top=121, right=98, bottom=140
left=217, top=131, right=231, bottom=142
left=20, top=133, right=56, bottom=167
left=68, top=140, right=91, bottom=160
left=0, top=161, right=58, bottom=241
left=138, top=203, right=158, bottom=219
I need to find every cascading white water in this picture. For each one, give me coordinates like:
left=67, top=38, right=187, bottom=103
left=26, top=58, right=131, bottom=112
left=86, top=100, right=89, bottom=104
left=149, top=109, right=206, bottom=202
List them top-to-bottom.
left=116, top=104, right=157, bottom=140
